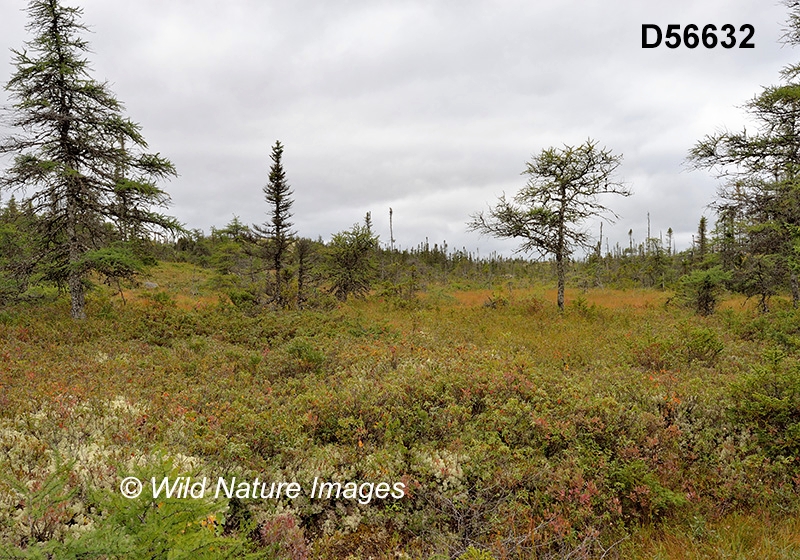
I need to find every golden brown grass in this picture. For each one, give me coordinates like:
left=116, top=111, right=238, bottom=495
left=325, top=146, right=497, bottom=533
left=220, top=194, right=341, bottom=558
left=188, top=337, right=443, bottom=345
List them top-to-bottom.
left=116, top=261, right=224, bottom=309
left=450, top=286, right=670, bottom=309
left=624, top=512, right=800, bottom=559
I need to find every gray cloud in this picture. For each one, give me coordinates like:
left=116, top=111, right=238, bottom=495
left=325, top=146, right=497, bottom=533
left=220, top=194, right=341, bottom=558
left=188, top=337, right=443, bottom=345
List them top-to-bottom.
left=0, top=0, right=795, bottom=256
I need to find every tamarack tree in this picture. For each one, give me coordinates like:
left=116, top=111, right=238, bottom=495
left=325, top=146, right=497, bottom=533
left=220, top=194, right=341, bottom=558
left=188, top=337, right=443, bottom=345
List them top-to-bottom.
left=0, top=0, right=178, bottom=319
left=469, top=139, right=630, bottom=310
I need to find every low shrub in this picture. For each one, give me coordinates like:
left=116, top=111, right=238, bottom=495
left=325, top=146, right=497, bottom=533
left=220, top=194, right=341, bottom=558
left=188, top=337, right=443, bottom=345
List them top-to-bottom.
left=729, top=350, right=800, bottom=459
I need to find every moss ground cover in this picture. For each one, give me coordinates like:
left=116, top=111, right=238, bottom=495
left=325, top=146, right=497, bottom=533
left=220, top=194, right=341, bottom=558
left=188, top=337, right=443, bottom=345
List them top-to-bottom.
left=1, top=263, right=799, bottom=558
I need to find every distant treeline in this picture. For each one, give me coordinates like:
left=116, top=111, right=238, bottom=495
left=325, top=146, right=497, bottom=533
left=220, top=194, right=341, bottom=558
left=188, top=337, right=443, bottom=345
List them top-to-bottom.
left=2, top=0, right=800, bottom=318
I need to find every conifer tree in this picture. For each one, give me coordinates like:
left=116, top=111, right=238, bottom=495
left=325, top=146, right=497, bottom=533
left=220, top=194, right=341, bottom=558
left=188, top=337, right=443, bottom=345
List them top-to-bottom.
left=0, top=0, right=178, bottom=319
left=688, top=23, right=800, bottom=306
left=469, top=139, right=630, bottom=310
left=255, top=140, right=294, bottom=307
left=322, top=213, right=378, bottom=301
left=696, top=216, right=708, bottom=265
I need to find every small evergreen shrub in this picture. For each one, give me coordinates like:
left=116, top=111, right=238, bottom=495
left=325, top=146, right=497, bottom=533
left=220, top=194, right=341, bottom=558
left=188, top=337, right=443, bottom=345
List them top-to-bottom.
left=677, top=267, right=730, bottom=316
left=729, top=351, right=800, bottom=459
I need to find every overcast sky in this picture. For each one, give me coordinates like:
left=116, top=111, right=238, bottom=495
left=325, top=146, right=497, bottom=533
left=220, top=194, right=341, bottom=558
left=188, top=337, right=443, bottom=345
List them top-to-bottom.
left=0, top=1, right=796, bottom=257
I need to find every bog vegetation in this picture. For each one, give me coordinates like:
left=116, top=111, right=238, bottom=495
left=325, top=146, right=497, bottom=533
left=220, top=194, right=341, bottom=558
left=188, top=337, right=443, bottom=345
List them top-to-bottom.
left=2, top=0, right=800, bottom=559
left=2, top=261, right=800, bottom=559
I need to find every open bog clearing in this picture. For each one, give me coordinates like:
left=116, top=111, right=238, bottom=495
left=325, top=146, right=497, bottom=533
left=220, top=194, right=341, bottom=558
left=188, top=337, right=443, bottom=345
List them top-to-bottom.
left=1, top=262, right=799, bottom=559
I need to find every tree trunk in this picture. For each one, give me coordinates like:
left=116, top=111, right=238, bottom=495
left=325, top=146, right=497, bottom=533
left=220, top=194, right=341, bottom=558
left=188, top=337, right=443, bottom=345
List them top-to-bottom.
left=557, top=186, right=567, bottom=312
left=67, top=198, right=86, bottom=320
left=273, top=244, right=283, bottom=307
left=556, top=253, right=565, bottom=311
left=69, top=268, right=86, bottom=320
left=296, top=271, right=304, bottom=309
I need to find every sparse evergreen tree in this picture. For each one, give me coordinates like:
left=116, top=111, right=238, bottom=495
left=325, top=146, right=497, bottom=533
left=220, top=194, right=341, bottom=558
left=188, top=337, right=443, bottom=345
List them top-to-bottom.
left=0, top=0, right=178, bottom=319
left=469, top=139, right=630, bottom=310
left=255, top=140, right=294, bottom=307
left=696, top=216, right=708, bottom=266
left=666, top=227, right=674, bottom=256
left=643, top=237, right=669, bottom=288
